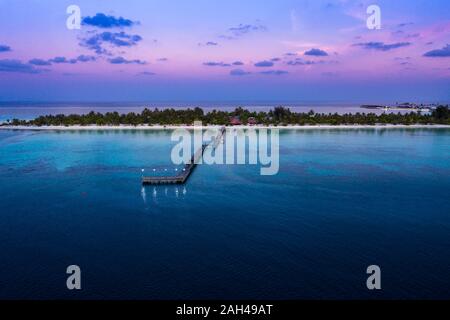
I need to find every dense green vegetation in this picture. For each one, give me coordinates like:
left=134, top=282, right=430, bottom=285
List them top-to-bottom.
left=3, top=105, right=450, bottom=127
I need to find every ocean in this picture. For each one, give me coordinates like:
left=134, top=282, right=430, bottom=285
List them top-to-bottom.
left=0, top=127, right=449, bottom=299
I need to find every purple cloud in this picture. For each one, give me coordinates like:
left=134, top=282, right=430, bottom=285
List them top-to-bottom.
left=82, top=13, right=136, bottom=28
left=220, top=22, right=267, bottom=40
left=397, top=22, right=414, bottom=28
left=229, top=23, right=266, bottom=36
left=80, top=31, right=143, bottom=55
left=198, top=41, right=219, bottom=47
left=353, top=42, right=411, bottom=51
left=0, top=44, right=11, bottom=52
left=423, top=44, right=450, bottom=57
left=304, top=48, right=328, bottom=56
left=29, top=55, right=96, bottom=66
left=76, top=55, right=96, bottom=62
left=108, top=56, right=146, bottom=65
left=49, top=57, right=77, bottom=64
left=29, top=58, right=52, bottom=66
left=286, top=58, right=326, bottom=66
left=0, top=59, right=47, bottom=74
left=254, top=60, right=274, bottom=67
left=203, top=61, right=231, bottom=67
left=230, top=69, right=251, bottom=76
left=259, top=70, right=288, bottom=75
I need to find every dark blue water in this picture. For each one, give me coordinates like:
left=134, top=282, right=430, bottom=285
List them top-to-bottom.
left=0, top=128, right=449, bottom=299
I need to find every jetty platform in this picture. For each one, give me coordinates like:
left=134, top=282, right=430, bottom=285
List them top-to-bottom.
left=142, top=127, right=225, bottom=185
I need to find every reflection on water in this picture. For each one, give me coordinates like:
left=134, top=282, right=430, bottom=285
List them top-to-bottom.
left=141, top=185, right=188, bottom=203
left=141, top=187, right=147, bottom=204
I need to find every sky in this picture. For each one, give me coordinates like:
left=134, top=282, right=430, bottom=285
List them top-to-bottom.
left=0, top=0, right=449, bottom=103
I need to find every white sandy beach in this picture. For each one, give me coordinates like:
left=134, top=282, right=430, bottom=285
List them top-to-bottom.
left=1, top=124, right=449, bottom=130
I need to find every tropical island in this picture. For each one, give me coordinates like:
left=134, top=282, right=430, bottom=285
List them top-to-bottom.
left=1, top=105, right=449, bottom=127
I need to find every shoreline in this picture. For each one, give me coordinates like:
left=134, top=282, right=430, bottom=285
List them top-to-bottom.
left=1, top=124, right=450, bottom=131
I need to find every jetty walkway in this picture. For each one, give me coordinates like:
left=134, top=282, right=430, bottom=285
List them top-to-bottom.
left=142, top=127, right=225, bottom=185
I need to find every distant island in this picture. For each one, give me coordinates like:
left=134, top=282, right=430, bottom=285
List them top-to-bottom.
left=360, top=102, right=439, bottom=112
left=1, top=105, right=449, bottom=127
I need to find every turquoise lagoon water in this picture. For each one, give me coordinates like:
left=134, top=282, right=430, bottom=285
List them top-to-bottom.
left=0, top=128, right=449, bottom=299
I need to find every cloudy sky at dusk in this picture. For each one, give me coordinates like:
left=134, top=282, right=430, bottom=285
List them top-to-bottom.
left=0, top=0, right=449, bottom=102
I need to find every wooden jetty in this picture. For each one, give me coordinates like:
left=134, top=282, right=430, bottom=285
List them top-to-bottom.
left=142, top=127, right=225, bottom=185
